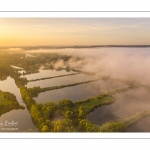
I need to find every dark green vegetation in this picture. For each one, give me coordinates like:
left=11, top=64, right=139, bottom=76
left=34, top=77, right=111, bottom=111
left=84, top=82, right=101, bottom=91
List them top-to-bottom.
left=0, top=51, right=148, bottom=132
left=0, top=51, right=81, bottom=73
left=0, top=65, right=14, bottom=81
left=17, top=68, right=119, bottom=132
left=27, top=79, right=100, bottom=97
left=19, top=80, right=140, bottom=132
left=21, top=80, right=148, bottom=131
left=19, top=83, right=115, bottom=132
left=19, top=85, right=57, bottom=132
left=0, top=90, right=25, bottom=116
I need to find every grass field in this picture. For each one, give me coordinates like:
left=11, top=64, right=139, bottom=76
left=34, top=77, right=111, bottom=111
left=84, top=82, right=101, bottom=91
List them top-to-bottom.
left=71, top=95, right=115, bottom=114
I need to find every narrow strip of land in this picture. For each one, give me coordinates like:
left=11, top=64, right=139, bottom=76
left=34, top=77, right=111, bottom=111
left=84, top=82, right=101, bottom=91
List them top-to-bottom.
left=27, top=73, right=80, bottom=82
left=110, top=77, right=150, bottom=90
left=27, top=79, right=101, bottom=97
left=106, top=86, right=138, bottom=95
left=72, top=95, right=115, bottom=114
left=99, top=110, right=150, bottom=132
left=123, top=111, right=150, bottom=127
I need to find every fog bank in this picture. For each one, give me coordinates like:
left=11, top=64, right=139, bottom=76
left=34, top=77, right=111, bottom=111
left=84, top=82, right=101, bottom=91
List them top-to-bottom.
left=28, top=47, right=150, bottom=85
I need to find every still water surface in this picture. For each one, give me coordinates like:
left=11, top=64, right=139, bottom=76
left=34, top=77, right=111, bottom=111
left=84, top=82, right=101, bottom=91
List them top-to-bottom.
left=21, top=69, right=75, bottom=80
left=27, top=73, right=98, bottom=88
left=0, top=77, right=37, bottom=132
left=34, top=79, right=128, bottom=103
left=87, top=87, right=150, bottom=130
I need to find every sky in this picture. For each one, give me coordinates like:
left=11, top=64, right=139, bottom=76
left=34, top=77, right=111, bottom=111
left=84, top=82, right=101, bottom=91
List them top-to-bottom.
left=0, top=18, right=150, bottom=46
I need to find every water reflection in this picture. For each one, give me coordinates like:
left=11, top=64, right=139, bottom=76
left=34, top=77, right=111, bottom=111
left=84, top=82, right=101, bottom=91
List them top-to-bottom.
left=21, top=69, right=75, bottom=80
left=27, top=74, right=97, bottom=88
left=0, top=76, right=24, bottom=105
left=0, top=77, right=37, bottom=132
left=34, top=79, right=128, bottom=103
left=87, top=88, right=150, bottom=126
left=0, top=109, right=37, bottom=132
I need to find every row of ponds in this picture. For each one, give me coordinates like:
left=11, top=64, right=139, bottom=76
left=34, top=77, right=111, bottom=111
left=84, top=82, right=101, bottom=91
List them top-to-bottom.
left=0, top=68, right=150, bottom=132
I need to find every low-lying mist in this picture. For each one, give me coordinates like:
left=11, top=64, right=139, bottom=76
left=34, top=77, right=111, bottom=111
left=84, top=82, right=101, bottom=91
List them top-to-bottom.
left=3, top=46, right=150, bottom=131
left=5, top=46, right=150, bottom=85
left=25, top=47, right=150, bottom=86
left=30, top=47, right=150, bottom=130
left=87, top=87, right=150, bottom=127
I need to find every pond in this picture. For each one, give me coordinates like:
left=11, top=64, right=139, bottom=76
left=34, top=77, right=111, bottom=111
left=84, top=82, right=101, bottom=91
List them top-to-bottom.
left=21, top=69, right=75, bottom=80
left=27, top=73, right=98, bottom=88
left=0, top=76, right=38, bottom=132
left=34, top=79, right=128, bottom=103
left=87, top=87, right=150, bottom=126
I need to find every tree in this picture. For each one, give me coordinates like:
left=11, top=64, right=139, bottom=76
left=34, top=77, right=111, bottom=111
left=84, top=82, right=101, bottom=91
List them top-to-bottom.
left=58, top=99, right=74, bottom=109
left=78, top=106, right=85, bottom=119
left=43, top=110, right=50, bottom=120
left=65, top=110, right=73, bottom=119
left=38, top=118, right=44, bottom=125
left=45, top=120, right=50, bottom=126
left=53, top=120, right=64, bottom=132
left=41, top=125, right=49, bottom=132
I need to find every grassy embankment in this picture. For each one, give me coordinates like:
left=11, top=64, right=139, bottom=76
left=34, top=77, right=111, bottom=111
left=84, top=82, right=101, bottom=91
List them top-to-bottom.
left=71, top=86, right=137, bottom=115
left=0, top=90, right=25, bottom=116
left=72, top=95, right=114, bottom=114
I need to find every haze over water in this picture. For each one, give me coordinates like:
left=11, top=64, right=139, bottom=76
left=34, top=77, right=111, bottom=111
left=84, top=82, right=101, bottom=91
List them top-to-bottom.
left=1, top=18, right=150, bottom=132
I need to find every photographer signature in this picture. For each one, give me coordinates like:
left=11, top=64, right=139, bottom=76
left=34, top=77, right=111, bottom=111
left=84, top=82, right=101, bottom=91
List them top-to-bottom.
left=5, top=120, right=18, bottom=126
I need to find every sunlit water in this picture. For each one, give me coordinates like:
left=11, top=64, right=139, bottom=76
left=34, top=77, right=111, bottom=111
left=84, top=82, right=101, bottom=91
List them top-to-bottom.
left=2, top=47, right=150, bottom=132
left=21, top=69, right=75, bottom=80
left=0, top=77, right=37, bottom=132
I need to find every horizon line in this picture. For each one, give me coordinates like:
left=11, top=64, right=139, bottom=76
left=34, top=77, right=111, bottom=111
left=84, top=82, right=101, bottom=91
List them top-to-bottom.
left=1, top=45, right=150, bottom=48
